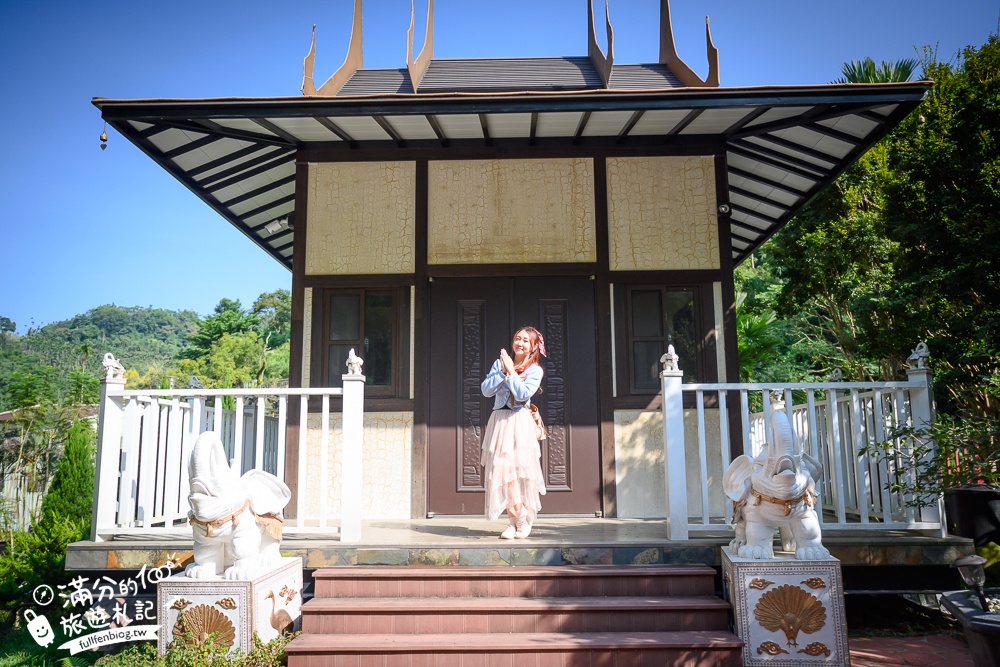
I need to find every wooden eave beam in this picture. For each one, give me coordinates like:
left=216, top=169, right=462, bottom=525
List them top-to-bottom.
left=728, top=103, right=888, bottom=141
left=668, top=108, right=703, bottom=135
left=617, top=110, right=645, bottom=142
left=573, top=111, right=592, bottom=144
left=425, top=114, right=448, bottom=146
left=479, top=114, right=492, bottom=146
left=372, top=115, right=405, bottom=147
left=313, top=116, right=357, bottom=147
left=188, top=118, right=294, bottom=146
left=252, top=118, right=302, bottom=146
left=749, top=133, right=839, bottom=167
left=730, top=137, right=833, bottom=175
left=726, top=143, right=825, bottom=181
left=196, top=149, right=292, bottom=188
left=202, top=152, right=294, bottom=192
left=728, top=166, right=809, bottom=199
left=217, top=174, right=296, bottom=209
left=729, top=185, right=792, bottom=213
left=243, top=194, right=297, bottom=225
left=729, top=202, right=780, bottom=226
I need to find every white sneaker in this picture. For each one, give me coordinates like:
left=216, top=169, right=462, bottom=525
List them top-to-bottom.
left=514, top=511, right=531, bottom=538
left=500, top=525, right=516, bottom=539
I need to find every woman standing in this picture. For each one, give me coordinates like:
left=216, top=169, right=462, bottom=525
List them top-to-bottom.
left=480, top=327, right=547, bottom=539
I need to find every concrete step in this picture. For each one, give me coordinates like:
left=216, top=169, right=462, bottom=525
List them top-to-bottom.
left=311, top=564, right=717, bottom=598
left=301, top=595, right=731, bottom=634
left=285, top=631, right=744, bottom=667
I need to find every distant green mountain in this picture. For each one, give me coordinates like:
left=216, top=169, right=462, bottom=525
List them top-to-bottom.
left=0, top=305, right=200, bottom=410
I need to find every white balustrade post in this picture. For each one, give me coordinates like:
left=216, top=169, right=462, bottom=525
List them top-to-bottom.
left=905, top=343, right=944, bottom=534
left=660, top=346, right=688, bottom=540
left=340, top=349, right=366, bottom=542
left=91, top=354, right=127, bottom=541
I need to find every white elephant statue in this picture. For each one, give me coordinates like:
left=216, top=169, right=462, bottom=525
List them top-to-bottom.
left=723, top=408, right=830, bottom=560
left=185, top=431, right=291, bottom=579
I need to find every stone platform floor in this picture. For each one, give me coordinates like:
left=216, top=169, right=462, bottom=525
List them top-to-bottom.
left=69, top=516, right=973, bottom=572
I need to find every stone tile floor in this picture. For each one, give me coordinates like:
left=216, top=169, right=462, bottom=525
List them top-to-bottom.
left=849, top=635, right=973, bottom=666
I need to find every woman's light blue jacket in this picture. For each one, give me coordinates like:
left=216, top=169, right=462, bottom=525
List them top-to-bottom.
left=481, top=359, right=543, bottom=411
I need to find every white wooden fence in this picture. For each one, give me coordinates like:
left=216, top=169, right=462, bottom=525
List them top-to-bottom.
left=661, top=351, right=943, bottom=540
left=90, top=362, right=366, bottom=542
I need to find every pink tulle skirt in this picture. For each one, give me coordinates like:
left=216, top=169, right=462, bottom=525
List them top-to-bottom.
left=480, top=408, right=546, bottom=522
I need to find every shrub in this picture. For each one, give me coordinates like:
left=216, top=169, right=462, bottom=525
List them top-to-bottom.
left=39, top=420, right=95, bottom=533
left=93, top=631, right=296, bottom=667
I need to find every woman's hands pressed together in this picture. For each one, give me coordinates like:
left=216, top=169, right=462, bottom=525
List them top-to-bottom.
left=499, top=348, right=516, bottom=376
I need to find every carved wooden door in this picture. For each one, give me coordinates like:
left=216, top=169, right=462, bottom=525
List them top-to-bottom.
left=427, top=277, right=601, bottom=515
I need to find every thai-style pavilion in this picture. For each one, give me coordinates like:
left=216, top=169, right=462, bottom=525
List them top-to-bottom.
left=93, top=0, right=929, bottom=525
left=85, top=2, right=972, bottom=663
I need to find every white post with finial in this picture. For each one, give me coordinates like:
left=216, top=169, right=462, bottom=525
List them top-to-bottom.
left=904, top=342, right=944, bottom=535
left=660, top=345, right=688, bottom=540
left=340, top=349, right=365, bottom=542
left=91, top=353, right=127, bottom=541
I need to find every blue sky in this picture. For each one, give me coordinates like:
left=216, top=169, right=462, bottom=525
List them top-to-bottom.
left=1, top=0, right=996, bottom=334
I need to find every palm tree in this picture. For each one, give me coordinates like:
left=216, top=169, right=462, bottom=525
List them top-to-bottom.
left=834, top=57, right=919, bottom=83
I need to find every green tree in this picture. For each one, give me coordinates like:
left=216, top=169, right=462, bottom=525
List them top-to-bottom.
left=868, top=37, right=1000, bottom=415
left=765, top=38, right=1000, bottom=414
left=757, top=55, right=921, bottom=382
left=834, top=57, right=919, bottom=83
left=766, top=140, right=899, bottom=380
left=253, top=289, right=292, bottom=348
left=183, top=299, right=259, bottom=360
left=0, top=317, right=14, bottom=342
left=207, top=332, right=266, bottom=388
left=38, top=420, right=95, bottom=534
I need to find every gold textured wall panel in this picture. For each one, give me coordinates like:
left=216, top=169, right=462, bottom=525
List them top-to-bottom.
left=606, top=156, right=720, bottom=271
left=428, top=158, right=596, bottom=264
left=306, top=162, right=415, bottom=275
left=301, top=287, right=312, bottom=388
left=614, top=409, right=726, bottom=519
left=302, top=412, right=413, bottom=519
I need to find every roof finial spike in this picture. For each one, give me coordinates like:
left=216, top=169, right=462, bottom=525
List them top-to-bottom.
left=302, top=0, right=363, bottom=97
left=406, top=0, right=434, bottom=93
left=587, top=0, right=614, bottom=88
left=659, top=0, right=719, bottom=87
left=301, top=24, right=318, bottom=95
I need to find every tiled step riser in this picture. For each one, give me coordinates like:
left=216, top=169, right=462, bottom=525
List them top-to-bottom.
left=313, top=575, right=714, bottom=598
left=303, top=609, right=729, bottom=634
left=289, top=647, right=741, bottom=667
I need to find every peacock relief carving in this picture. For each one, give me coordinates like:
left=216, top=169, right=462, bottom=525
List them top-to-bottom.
left=753, top=584, right=827, bottom=648
left=172, top=604, right=236, bottom=649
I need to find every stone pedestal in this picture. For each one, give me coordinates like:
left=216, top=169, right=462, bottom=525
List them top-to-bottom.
left=722, top=547, right=849, bottom=665
left=156, top=557, right=302, bottom=654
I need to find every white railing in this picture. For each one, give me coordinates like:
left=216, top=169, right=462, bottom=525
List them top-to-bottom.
left=661, top=354, right=943, bottom=540
left=90, top=363, right=366, bottom=542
